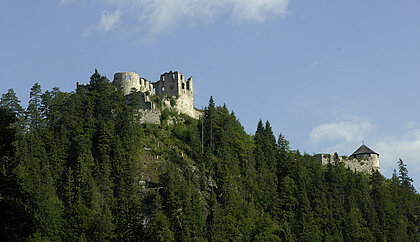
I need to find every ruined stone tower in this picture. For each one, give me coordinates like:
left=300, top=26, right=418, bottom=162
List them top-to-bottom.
left=113, top=70, right=200, bottom=121
left=154, top=71, right=195, bottom=118
left=154, top=71, right=193, bottom=97
left=113, top=72, right=153, bottom=96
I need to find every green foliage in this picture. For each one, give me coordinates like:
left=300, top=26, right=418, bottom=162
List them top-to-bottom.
left=0, top=73, right=419, bottom=241
left=27, top=83, right=43, bottom=130
left=1, top=89, right=25, bottom=133
left=150, top=93, right=164, bottom=109
left=168, top=95, right=177, bottom=107
left=0, top=107, right=36, bottom=241
left=0, top=107, right=17, bottom=158
left=149, top=211, right=174, bottom=241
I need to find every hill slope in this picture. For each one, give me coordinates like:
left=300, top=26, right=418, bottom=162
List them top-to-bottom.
left=1, top=71, right=419, bottom=241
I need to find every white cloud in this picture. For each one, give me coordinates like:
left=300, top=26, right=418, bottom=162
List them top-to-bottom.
left=63, top=0, right=290, bottom=35
left=83, top=10, right=121, bottom=35
left=309, top=120, right=373, bottom=144
left=309, top=120, right=420, bottom=186
left=374, top=129, right=420, bottom=176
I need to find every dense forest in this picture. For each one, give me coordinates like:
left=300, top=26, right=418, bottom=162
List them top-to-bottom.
left=1, top=70, right=419, bottom=241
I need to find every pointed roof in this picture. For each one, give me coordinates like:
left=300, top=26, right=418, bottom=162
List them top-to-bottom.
left=350, top=144, right=379, bottom=157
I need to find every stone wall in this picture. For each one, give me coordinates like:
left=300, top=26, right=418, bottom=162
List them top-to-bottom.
left=113, top=70, right=199, bottom=120
left=114, top=72, right=153, bottom=96
left=114, top=72, right=141, bottom=96
left=173, top=93, right=196, bottom=118
left=136, top=109, right=161, bottom=124
left=316, top=154, right=380, bottom=174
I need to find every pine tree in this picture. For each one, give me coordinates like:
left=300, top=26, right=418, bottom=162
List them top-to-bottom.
left=27, top=83, right=43, bottom=130
left=1, top=89, right=25, bottom=133
left=1, top=89, right=24, bottom=114
left=202, top=96, right=216, bottom=153
left=0, top=107, right=36, bottom=241
left=253, top=120, right=279, bottom=215
left=398, top=159, right=414, bottom=191
left=149, top=211, right=174, bottom=241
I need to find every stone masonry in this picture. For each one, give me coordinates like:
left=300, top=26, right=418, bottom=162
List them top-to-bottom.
left=113, top=70, right=201, bottom=123
left=316, top=144, right=380, bottom=174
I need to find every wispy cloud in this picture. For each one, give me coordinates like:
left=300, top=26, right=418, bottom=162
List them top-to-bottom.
left=59, top=0, right=81, bottom=6
left=59, top=0, right=71, bottom=6
left=62, top=0, right=290, bottom=35
left=228, top=0, right=290, bottom=22
left=83, top=10, right=121, bottom=36
left=306, top=61, right=320, bottom=72
left=308, top=119, right=420, bottom=184
left=309, top=120, right=373, bottom=144
left=374, top=128, right=420, bottom=176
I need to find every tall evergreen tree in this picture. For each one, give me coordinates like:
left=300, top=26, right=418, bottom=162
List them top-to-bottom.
left=27, top=83, right=43, bottom=130
left=1, top=89, right=25, bottom=133
left=0, top=107, right=36, bottom=241
left=253, top=120, right=279, bottom=215
left=398, top=158, right=414, bottom=191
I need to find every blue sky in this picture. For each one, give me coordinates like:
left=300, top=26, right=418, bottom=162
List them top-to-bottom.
left=2, top=0, right=420, bottom=189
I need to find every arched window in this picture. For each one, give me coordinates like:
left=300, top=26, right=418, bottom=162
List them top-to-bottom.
left=182, top=83, right=185, bottom=89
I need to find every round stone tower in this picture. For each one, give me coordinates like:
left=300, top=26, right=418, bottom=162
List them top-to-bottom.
left=113, top=72, right=141, bottom=96
left=349, top=144, right=380, bottom=172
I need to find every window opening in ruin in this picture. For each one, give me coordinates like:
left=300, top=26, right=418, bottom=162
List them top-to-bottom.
left=172, top=74, right=176, bottom=80
left=126, top=75, right=130, bottom=80
left=187, top=82, right=190, bottom=90
left=182, top=83, right=185, bottom=89
left=153, top=87, right=156, bottom=95
left=162, top=87, right=165, bottom=92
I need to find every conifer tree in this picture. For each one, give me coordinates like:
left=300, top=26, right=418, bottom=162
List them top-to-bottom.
left=27, top=83, right=43, bottom=130
left=1, top=89, right=25, bottom=133
left=203, top=96, right=216, bottom=153
left=0, top=107, right=35, bottom=241
left=253, top=120, right=279, bottom=215
left=398, top=159, right=414, bottom=191
left=150, top=211, right=174, bottom=241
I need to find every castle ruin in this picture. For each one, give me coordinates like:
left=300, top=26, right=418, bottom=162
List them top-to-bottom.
left=113, top=71, right=201, bottom=123
left=316, top=144, right=380, bottom=174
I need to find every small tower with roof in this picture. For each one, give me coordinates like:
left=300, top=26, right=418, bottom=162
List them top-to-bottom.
left=317, top=143, right=380, bottom=174
left=349, top=144, right=380, bottom=172
left=350, top=144, right=379, bottom=160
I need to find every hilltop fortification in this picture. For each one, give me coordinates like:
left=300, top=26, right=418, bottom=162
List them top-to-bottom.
left=113, top=71, right=200, bottom=123
left=316, top=144, right=380, bottom=174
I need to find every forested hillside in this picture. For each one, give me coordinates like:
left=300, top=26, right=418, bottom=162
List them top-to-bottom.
left=1, top=71, right=419, bottom=241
